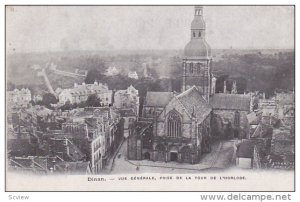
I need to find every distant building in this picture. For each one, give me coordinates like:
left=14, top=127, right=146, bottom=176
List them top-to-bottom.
left=105, top=66, right=120, bottom=76
left=128, top=71, right=139, bottom=79
left=58, top=82, right=112, bottom=106
left=114, top=85, right=139, bottom=115
left=7, top=88, right=32, bottom=107
left=275, top=91, right=294, bottom=125
left=33, top=94, right=43, bottom=103
left=259, top=97, right=277, bottom=117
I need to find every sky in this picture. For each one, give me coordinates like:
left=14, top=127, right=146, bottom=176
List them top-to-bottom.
left=6, top=6, right=294, bottom=53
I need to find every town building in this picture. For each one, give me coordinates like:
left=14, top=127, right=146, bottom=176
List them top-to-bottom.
left=105, top=66, right=120, bottom=76
left=128, top=71, right=139, bottom=79
left=58, top=82, right=112, bottom=106
left=114, top=85, right=139, bottom=115
left=7, top=88, right=32, bottom=107
left=210, top=94, right=251, bottom=139
left=65, top=107, right=124, bottom=173
left=117, top=108, right=136, bottom=138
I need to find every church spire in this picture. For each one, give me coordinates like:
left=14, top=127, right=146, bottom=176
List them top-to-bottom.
left=190, top=6, right=206, bottom=39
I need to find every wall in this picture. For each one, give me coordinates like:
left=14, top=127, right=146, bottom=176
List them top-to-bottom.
left=236, top=157, right=252, bottom=169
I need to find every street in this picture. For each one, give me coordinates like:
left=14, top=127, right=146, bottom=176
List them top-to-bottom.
left=109, top=139, right=236, bottom=174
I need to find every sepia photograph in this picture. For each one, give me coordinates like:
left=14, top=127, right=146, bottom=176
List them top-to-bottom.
left=5, top=5, right=295, bottom=191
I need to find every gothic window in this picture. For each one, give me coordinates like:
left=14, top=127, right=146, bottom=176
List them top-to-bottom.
left=190, top=63, right=193, bottom=73
left=197, top=63, right=201, bottom=74
left=167, top=110, right=181, bottom=138
left=234, top=111, right=240, bottom=126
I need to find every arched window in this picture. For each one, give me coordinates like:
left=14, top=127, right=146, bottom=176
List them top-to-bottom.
left=190, top=63, right=193, bottom=73
left=197, top=63, right=201, bottom=74
left=167, top=110, right=181, bottom=137
left=234, top=111, right=240, bottom=126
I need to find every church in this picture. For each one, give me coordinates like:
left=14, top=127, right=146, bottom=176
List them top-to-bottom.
left=128, top=6, right=251, bottom=164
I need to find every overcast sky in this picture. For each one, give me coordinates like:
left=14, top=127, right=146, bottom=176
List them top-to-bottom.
left=6, top=6, right=294, bottom=53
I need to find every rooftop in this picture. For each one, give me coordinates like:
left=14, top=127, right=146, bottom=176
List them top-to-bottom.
left=176, top=86, right=212, bottom=122
left=144, top=91, right=174, bottom=107
left=210, top=93, right=251, bottom=111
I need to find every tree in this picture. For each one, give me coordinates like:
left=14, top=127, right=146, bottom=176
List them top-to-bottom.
left=85, top=69, right=104, bottom=84
left=42, top=93, right=58, bottom=108
left=86, top=94, right=101, bottom=107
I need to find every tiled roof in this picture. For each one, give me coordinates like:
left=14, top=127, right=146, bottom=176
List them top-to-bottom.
left=176, top=86, right=212, bottom=122
left=144, top=92, right=174, bottom=107
left=210, top=93, right=250, bottom=111
left=117, top=108, right=136, bottom=117
left=55, top=161, right=89, bottom=174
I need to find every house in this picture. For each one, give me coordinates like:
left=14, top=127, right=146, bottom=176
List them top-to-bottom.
left=105, top=66, right=120, bottom=76
left=128, top=71, right=139, bottom=79
left=59, top=82, right=112, bottom=106
left=114, top=85, right=139, bottom=115
left=7, top=88, right=32, bottom=107
left=210, top=93, right=251, bottom=139
left=64, top=107, right=125, bottom=173
left=117, top=108, right=137, bottom=138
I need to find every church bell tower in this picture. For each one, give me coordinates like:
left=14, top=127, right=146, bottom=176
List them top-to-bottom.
left=182, top=6, right=213, bottom=102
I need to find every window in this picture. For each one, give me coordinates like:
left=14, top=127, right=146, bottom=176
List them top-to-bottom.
left=193, top=32, right=196, bottom=37
left=198, top=32, right=201, bottom=37
left=190, top=63, right=193, bottom=73
left=197, top=63, right=201, bottom=74
left=167, top=110, right=181, bottom=137
left=234, top=111, right=240, bottom=126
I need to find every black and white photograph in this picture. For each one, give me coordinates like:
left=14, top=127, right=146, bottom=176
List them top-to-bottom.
left=5, top=5, right=295, bottom=192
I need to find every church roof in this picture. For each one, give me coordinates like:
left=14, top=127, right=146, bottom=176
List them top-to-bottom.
left=184, top=39, right=211, bottom=58
left=176, top=86, right=212, bottom=122
left=144, top=92, right=174, bottom=107
left=210, top=93, right=251, bottom=111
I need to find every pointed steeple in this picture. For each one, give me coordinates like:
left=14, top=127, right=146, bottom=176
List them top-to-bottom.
left=184, top=6, right=211, bottom=58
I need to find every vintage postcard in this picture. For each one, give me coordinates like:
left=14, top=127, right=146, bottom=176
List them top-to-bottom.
left=5, top=5, right=295, bottom=191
